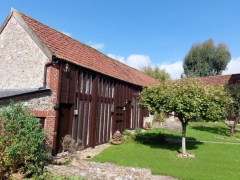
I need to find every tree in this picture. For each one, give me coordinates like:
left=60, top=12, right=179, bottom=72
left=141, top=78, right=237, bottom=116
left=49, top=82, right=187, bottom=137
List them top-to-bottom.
left=183, top=39, right=231, bottom=77
left=140, top=64, right=171, bottom=82
left=139, top=78, right=231, bottom=155
left=225, top=83, right=240, bottom=137
left=0, top=102, right=50, bottom=178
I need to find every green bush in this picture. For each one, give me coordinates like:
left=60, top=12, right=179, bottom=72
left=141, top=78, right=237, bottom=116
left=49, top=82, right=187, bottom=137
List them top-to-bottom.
left=0, top=102, right=50, bottom=178
left=154, top=112, right=166, bottom=123
left=135, top=127, right=142, bottom=134
left=122, top=129, right=132, bottom=136
left=63, top=158, right=72, bottom=166
left=31, top=170, right=84, bottom=180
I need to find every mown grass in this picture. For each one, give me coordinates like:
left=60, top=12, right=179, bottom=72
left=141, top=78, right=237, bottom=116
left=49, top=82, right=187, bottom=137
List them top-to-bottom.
left=151, top=121, right=240, bottom=142
left=90, top=122, right=240, bottom=180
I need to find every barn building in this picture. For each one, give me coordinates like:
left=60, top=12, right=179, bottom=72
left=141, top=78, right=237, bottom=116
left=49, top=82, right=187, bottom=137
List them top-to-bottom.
left=0, top=9, right=158, bottom=153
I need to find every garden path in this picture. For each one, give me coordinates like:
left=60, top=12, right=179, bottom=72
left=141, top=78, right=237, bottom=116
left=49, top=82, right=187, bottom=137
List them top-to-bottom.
left=48, top=143, right=178, bottom=180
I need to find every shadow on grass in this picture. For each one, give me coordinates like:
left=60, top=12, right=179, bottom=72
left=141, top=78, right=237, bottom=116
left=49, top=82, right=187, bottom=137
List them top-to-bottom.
left=190, top=125, right=230, bottom=137
left=134, top=131, right=203, bottom=153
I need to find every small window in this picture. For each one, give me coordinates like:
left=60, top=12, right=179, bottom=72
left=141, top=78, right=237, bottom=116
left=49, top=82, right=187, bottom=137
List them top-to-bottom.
left=39, top=118, right=45, bottom=128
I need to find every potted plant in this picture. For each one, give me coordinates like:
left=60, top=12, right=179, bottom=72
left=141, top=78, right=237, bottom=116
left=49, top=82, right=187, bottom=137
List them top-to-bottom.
left=144, top=122, right=152, bottom=130
left=111, top=131, right=122, bottom=145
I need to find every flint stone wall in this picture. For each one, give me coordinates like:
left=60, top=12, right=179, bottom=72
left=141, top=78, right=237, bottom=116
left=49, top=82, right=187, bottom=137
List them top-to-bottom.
left=0, top=16, right=48, bottom=89
left=0, top=94, right=54, bottom=111
left=22, top=94, right=54, bottom=110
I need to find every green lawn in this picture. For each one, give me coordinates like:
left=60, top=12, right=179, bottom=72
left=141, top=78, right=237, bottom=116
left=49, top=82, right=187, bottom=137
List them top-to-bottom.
left=90, top=122, right=240, bottom=180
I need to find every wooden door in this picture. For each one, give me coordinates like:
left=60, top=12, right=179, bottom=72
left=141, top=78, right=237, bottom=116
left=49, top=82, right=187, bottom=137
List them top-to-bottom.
left=56, top=104, right=72, bottom=152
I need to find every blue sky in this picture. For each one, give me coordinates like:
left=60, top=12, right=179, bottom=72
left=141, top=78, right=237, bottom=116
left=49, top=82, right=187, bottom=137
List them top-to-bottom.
left=1, top=0, right=240, bottom=79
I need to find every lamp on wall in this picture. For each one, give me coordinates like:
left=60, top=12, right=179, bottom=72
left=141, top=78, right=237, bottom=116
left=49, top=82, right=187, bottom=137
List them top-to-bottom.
left=63, top=63, right=70, bottom=74
left=123, top=100, right=128, bottom=107
left=54, top=102, right=59, bottom=110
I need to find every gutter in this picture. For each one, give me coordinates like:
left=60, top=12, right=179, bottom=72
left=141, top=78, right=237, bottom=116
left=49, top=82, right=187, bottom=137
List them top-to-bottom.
left=40, top=55, right=59, bottom=89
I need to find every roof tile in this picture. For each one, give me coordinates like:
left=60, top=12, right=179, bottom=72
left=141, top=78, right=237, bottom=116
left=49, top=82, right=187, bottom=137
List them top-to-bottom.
left=18, top=11, right=157, bottom=86
left=198, top=74, right=240, bottom=85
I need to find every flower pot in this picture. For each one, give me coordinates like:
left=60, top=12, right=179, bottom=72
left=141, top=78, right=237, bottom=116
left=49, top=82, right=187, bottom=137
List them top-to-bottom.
left=144, top=127, right=152, bottom=130
left=111, top=140, right=122, bottom=145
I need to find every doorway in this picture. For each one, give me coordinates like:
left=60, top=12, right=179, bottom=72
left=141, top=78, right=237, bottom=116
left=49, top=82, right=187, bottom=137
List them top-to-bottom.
left=56, top=104, right=72, bottom=152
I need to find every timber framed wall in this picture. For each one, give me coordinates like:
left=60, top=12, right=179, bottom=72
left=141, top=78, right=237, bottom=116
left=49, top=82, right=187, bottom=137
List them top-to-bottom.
left=57, top=62, right=149, bottom=150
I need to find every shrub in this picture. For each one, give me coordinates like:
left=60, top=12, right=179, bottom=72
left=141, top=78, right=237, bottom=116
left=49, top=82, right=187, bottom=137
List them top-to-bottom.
left=0, top=102, right=50, bottom=178
left=154, top=112, right=166, bottom=123
left=135, top=127, right=142, bottom=134
left=122, top=129, right=132, bottom=136
left=61, top=134, right=82, bottom=155
left=63, top=158, right=72, bottom=166
left=33, top=170, right=84, bottom=180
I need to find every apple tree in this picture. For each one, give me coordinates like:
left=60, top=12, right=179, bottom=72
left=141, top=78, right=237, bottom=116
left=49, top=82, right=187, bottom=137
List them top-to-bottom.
left=139, top=78, right=231, bottom=155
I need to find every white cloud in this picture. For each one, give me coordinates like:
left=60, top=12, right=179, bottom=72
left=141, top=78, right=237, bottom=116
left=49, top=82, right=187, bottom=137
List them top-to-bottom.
left=61, top=30, right=71, bottom=37
left=88, top=41, right=104, bottom=50
left=108, top=53, right=183, bottom=79
left=107, top=54, right=150, bottom=70
left=107, top=54, right=125, bottom=63
left=126, top=54, right=151, bottom=69
left=222, top=57, right=240, bottom=75
left=158, top=61, right=183, bottom=79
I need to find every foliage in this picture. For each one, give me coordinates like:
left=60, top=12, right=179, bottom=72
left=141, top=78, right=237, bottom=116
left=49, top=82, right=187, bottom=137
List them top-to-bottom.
left=183, top=39, right=231, bottom=77
left=140, top=64, right=171, bottom=82
left=139, top=78, right=231, bottom=154
left=224, top=83, right=240, bottom=136
left=0, top=102, right=50, bottom=179
left=153, top=112, right=166, bottom=123
left=91, top=122, right=240, bottom=180
left=135, top=127, right=142, bottom=134
left=122, top=129, right=132, bottom=136
left=135, top=131, right=167, bottom=144
left=61, top=134, right=82, bottom=154
left=63, top=158, right=72, bottom=166
left=31, top=170, right=83, bottom=180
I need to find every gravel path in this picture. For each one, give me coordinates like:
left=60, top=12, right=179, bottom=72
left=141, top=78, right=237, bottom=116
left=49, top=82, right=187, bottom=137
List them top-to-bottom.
left=49, top=143, right=178, bottom=180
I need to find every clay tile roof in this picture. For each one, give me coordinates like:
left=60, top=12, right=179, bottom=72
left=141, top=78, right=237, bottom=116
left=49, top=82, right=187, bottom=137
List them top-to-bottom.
left=18, top=11, right=158, bottom=87
left=197, top=73, right=240, bottom=85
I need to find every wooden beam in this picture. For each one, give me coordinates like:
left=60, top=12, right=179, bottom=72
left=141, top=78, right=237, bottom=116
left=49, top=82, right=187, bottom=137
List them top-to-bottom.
left=91, top=75, right=99, bottom=148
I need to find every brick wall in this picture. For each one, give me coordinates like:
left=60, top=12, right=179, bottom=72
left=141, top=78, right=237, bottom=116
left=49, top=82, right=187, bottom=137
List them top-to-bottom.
left=0, top=15, right=61, bottom=151
left=44, top=64, right=61, bottom=151
left=31, top=109, right=57, bottom=149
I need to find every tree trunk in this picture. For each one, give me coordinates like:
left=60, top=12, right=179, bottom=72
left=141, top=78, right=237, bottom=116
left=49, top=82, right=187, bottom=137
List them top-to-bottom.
left=230, top=121, right=237, bottom=137
left=181, top=122, right=187, bottom=155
